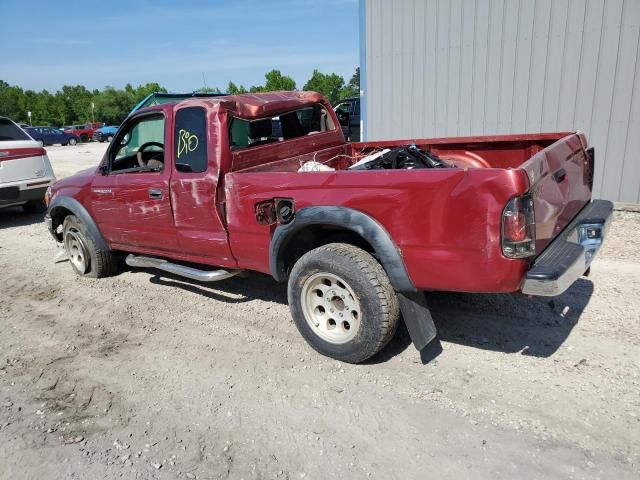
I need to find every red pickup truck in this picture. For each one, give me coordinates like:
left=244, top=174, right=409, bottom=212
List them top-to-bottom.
left=45, top=92, right=612, bottom=363
left=64, top=122, right=104, bottom=143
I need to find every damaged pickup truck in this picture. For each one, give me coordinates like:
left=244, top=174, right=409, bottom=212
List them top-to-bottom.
left=45, top=92, right=613, bottom=363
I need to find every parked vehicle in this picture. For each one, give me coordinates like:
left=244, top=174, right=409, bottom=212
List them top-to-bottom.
left=45, top=92, right=612, bottom=363
left=334, top=97, right=360, bottom=141
left=0, top=117, right=56, bottom=212
left=64, top=122, right=104, bottom=143
left=93, top=125, right=119, bottom=143
left=25, top=126, right=79, bottom=146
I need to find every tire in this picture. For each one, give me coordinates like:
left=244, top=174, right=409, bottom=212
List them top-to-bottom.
left=80, top=134, right=89, bottom=143
left=107, top=135, right=114, bottom=142
left=67, top=137, right=77, bottom=146
left=22, top=199, right=47, bottom=214
left=62, top=214, right=117, bottom=278
left=288, top=243, right=400, bottom=363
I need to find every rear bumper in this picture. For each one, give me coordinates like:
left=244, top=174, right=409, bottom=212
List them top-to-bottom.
left=0, top=183, right=51, bottom=208
left=521, top=200, right=613, bottom=296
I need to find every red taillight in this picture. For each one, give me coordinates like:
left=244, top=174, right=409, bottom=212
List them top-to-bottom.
left=0, top=147, right=46, bottom=162
left=502, top=194, right=535, bottom=258
left=503, top=211, right=527, bottom=242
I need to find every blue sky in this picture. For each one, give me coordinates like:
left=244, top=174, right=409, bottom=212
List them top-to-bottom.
left=0, top=0, right=359, bottom=92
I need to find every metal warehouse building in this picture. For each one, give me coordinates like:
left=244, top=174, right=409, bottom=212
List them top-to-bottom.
left=359, top=0, right=640, bottom=203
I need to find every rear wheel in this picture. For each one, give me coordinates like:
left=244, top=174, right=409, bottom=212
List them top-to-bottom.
left=80, top=134, right=89, bottom=143
left=107, top=135, right=114, bottom=142
left=67, top=137, right=77, bottom=146
left=62, top=215, right=117, bottom=278
left=288, top=243, right=400, bottom=363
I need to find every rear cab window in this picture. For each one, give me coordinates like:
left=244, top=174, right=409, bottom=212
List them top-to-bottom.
left=228, top=103, right=335, bottom=151
left=174, top=107, right=208, bottom=173
left=0, top=118, right=30, bottom=141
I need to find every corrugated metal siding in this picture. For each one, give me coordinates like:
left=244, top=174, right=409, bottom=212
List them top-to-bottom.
left=363, top=0, right=640, bottom=203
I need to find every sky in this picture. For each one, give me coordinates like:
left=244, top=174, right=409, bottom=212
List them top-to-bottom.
left=0, top=0, right=359, bottom=92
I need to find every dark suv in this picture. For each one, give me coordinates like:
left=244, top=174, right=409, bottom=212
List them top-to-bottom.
left=334, top=97, right=360, bottom=141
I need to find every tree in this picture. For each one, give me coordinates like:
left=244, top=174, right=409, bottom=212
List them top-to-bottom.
left=339, top=66, right=360, bottom=100
left=303, top=69, right=345, bottom=105
left=263, top=70, right=296, bottom=91
left=227, top=81, right=248, bottom=94
left=195, top=86, right=222, bottom=94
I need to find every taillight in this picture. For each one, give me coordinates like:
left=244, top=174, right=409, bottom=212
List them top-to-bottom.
left=502, top=194, right=535, bottom=258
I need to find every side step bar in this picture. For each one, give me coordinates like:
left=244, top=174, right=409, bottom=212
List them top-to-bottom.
left=125, top=254, right=242, bottom=282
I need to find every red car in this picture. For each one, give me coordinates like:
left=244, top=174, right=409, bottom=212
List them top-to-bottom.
left=45, top=92, right=612, bottom=363
left=63, top=122, right=104, bottom=143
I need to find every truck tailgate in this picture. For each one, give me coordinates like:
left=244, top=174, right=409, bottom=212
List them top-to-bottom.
left=520, top=133, right=593, bottom=254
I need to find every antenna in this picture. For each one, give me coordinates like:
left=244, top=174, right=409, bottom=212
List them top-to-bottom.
left=201, top=72, right=208, bottom=90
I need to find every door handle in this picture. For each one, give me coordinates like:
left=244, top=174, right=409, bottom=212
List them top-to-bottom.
left=148, top=188, right=163, bottom=199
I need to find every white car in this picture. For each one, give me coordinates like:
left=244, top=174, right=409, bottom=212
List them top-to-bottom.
left=0, top=116, right=56, bottom=212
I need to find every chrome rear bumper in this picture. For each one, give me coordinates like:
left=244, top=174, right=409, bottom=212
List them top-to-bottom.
left=521, top=200, right=613, bottom=296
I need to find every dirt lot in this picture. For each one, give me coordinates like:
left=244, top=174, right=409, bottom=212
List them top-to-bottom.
left=1, top=143, right=638, bottom=479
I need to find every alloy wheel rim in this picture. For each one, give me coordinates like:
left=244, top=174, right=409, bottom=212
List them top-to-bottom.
left=64, top=228, right=89, bottom=274
left=300, top=272, right=362, bottom=344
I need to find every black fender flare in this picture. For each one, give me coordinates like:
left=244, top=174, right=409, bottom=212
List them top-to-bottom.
left=48, top=196, right=110, bottom=252
left=269, top=206, right=416, bottom=292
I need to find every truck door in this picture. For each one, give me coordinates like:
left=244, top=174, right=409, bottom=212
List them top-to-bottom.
left=169, top=105, right=236, bottom=267
left=90, top=112, right=180, bottom=252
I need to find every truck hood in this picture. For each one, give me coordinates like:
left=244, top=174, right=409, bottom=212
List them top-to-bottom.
left=52, top=166, right=97, bottom=191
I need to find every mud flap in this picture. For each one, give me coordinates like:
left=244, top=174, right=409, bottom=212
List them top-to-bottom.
left=397, top=292, right=437, bottom=351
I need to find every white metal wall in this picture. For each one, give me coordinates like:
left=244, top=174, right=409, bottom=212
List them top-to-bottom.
left=362, top=0, right=640, bottom=203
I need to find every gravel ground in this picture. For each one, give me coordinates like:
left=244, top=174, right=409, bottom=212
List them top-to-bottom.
left=0, top=143, right=638, bottom=479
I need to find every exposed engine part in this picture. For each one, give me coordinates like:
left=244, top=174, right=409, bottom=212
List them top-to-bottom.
left=349, top=145, right=454, bottom=170
left=125, top=254, right=242, bottom=282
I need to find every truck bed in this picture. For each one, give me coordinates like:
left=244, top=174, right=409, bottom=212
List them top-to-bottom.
left=226, top=132, right=592, bottom=293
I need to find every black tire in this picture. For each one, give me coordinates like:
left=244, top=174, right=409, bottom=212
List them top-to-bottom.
left=80, top=134, right=89, bottom=143
left=107, top=135, right=114, bottom=142
left=67, top=137, right=77, bottom=146
left=22, top=199, right=47, bottom=214
left=62, top=214, right=117, bottom=278
left=288, top=243, right=400, bottom=363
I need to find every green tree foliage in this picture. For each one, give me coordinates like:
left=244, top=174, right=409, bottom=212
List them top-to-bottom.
left=339, top=66, right=360, bottom=99
left=0, top=67, right=360, bottom=125
left=303, top=69, right=345, bottom=104
left=0, top=81, right=167, bottom=126
left=227, top=81, right=248, bottom=94
left=195, top=86, right=222, bottom=94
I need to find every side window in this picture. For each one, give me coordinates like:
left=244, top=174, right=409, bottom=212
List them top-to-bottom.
left=228, top=103, right=335, bottom=150
left=174, top=107, right=207, bottom=173
left=110, top=115, right=165, bottom=173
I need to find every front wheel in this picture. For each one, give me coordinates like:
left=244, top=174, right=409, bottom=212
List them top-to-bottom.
left=80, top=134, right=89, bottom=143
left=62, top=214, right=117, bottom=278
left=288, top=243, right=400, bottom=363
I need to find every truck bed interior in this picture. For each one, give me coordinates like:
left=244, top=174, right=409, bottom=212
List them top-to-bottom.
left=234, top=132, right=572, bottom=173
